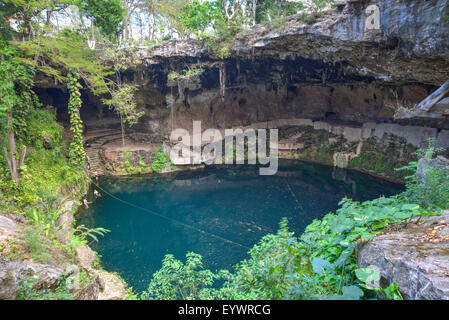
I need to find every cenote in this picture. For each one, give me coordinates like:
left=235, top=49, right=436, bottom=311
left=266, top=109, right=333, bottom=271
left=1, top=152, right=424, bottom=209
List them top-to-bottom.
left=77, top=160, right=403, bottom=293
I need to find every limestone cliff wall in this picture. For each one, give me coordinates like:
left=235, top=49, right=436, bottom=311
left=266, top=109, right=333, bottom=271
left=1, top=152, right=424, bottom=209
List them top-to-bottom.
left=35, top=0, right=449, bottom=179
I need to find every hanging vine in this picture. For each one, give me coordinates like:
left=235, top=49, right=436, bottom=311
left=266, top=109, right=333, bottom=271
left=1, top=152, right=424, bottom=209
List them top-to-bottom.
left=219, top=63, right=226, bottom=103
left=67, top=72, right=86, bottom=166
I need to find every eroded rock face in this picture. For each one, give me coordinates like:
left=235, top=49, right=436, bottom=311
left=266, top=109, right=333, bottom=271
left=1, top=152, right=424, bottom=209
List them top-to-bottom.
left=33, top=0, right=449, bottom=178
left=122, top=0, right=448, bottom=139
left=143, top=0, right=449, bottom=86
left=232, top=0, right=449, bottom=85
left=417, top=156, right=449, bottom=183
left=358, top=211, right=449, bottom=300
left=74, top=245, right=127, bottom=300
left=0, top=257, right=67, bottom=300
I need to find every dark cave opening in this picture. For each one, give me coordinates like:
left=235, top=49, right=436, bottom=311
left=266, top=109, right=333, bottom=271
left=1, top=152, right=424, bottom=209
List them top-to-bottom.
left=34, top=86, right=120, bottom=132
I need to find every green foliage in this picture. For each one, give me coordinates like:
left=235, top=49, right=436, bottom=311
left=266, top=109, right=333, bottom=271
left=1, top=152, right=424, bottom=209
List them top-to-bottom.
left=3, top=0, right=68, bottom=38
left=80, top=0, right=124, bottom=40
left=179, top=0, right=222, bottom=38
left=256, top=0, right=302, bottom=24
left=0, top=1, right=17, bottom=40
left=203, top=14, right=241, bottom=59
left=14, top=31, right=112, bottom=95
left=0, top=42, right=37, bottom=133
left=103, top=46, right=140, bottom=72
left=168, top=67, right=205, bottom=81
left=67, top=72, right=86, bottom=166
left=103, top=84, right=144, bottom=127
left=0, top=107, right=86, bottom=212
left=18, top=108, right=62, bottom=148
left=349, top=137, right=412, bottom=181
left=396, top=139, right=449, bottom=210
left=151, top=146, right=172, bottom=173
left=137, top=154, right=146, bottom=168
left=124, top=160, right=133, bottom=173
left=299, top=197, right=428, bottom=297
left=25, top=206, right=65, bottom=238
left=217, top=218, right=313, bottom=300
left=21, top=225, right=55, bottom=264
left=73, top=225, right=110, bottom=243
left=141, top=252, right=220, bottom=300
left=355, top=267, right=403, bottom=300
left=17, top=274, right=74, bottom=300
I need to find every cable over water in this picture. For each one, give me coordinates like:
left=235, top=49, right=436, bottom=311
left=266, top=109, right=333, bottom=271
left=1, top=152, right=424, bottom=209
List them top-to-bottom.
left=91, top=180, right=252, bottom=250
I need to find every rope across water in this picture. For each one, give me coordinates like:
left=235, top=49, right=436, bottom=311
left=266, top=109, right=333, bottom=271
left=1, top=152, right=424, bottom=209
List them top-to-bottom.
left=90, top=179, right=252, bottom=250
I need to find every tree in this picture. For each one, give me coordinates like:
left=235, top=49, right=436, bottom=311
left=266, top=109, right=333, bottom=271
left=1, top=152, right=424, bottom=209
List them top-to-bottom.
left=4, top=0, right=68, bottom=40
left=80, top=0, right=125, bottom=41
left=139, top=0, right=190, bottom=40
left=179, top=0, right=221, bottom=38
left=0, top=1, right=18, bottom=40
left=0, top=43, right=38, bottom=185
left=102, top=46, right=144, bottom=146
left=104, top=84, right=144, bottom=146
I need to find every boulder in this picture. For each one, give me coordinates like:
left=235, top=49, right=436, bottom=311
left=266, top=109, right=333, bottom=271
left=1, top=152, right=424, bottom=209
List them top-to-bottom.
left=42, top=134, right=53, bottom=150
left=416, top=156, right=449, bottom=184
left=358, top=211, right=449, bottom=300
left=0, top=215, right=17, bottom=243
left=75, top=245, right=127, bottom=300
left=0, top=258, right=66, bottom=300
left=0, top=269, right=17, bottom=300
left=74, top=276, right=104, bottom=300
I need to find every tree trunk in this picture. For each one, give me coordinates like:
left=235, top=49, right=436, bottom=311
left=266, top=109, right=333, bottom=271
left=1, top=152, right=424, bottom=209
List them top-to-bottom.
left=252, top=0, right=257, bottom=26
left=122, top=3, right=130, bottom=43
left=46, top=9, right=54, bottom=25
left=395, top=80, right=449, bottom=119
left=1, top=112, right=27, bottom=185
left=120, top=114, right=125, bottom=147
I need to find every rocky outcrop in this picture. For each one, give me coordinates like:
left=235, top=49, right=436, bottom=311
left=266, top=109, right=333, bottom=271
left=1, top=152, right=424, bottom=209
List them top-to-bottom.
left=120, top=0, right=449, bottom=140
left=144, top=0, right=449, bottom=85
left=233, top=0, right=449, bottom=85
left=31, top=1, right=449, bottom=180
left=417, top=156, right=449, bottom=184
left=0, top=200, right=128, bottom=300
left=358, top=210, right=449, bottom=300
left=0, top=215, right=75, bottom=300
left=74, top=245, right=127, bottom=300
left=0, top=257, right=70, bottom=300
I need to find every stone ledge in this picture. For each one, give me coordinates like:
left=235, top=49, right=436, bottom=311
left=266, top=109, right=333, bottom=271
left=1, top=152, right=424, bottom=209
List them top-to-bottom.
left=358, top=210, right=449, bottom=300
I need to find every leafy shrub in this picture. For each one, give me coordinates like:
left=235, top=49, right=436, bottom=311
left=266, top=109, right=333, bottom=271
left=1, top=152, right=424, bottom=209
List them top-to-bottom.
left=168, top=68, right=205, bottom=81
left=1, top=108, right=87, bottom=210
left=396, top=139, right=449, bottom=210
left=151, top=147, right=172, bottom=173
left=22, top=225, right=54, bottom=264
left=141, top=252, right=220, bottom=300
left=17, top=274, right=74, bottom=300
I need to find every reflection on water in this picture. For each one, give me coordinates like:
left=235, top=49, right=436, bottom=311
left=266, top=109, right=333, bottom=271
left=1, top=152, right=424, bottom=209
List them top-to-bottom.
left=77, top=160, right=403, bottom=293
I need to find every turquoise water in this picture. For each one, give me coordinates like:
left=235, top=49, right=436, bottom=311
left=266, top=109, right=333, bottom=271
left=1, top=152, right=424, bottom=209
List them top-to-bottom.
left=77, top=160, right=403, bottom=293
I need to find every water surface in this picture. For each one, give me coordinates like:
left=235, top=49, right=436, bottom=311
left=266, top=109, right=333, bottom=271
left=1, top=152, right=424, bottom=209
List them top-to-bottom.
left=77, top=160, right=403, bottom=292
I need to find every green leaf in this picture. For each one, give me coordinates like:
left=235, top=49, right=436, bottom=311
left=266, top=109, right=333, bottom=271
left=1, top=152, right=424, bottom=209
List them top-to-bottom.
left=312, top=258, right=333, bottom=275
left=355, top=268, right=381, bottom=283
left=341, top=286, right=364, bottom=300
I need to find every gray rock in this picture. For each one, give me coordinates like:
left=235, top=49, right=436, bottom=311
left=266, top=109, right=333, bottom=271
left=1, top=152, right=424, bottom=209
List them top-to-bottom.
left=143, top=0, right=449, bottom=86
left=42, top=134, right=53, bottom=150
left=417, top=156, right=449, bottom=184
left=358, top=210, right=449, bottom=300
left=0, top=215, right=17, bottom=249
left=0, top=258, right=66, bottom=299
left=0, top=270, right=17, bottom=300
left=74, top=276, right=103, bottom=300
